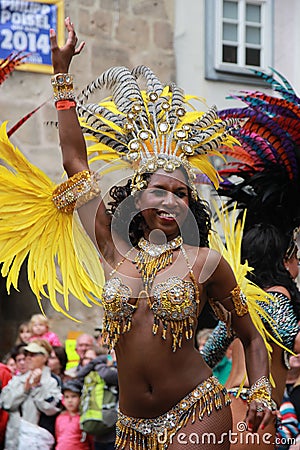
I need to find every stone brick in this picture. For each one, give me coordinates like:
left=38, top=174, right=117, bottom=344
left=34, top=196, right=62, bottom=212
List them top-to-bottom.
left=65, top=0, right=99, bottom=9
left=82, top=0, right=99, bottom=7
left=101, top=0, right=129, bottom=13
left=131, top=0, right=167, bottom=19
left=78, top=8, right=113, bottom=40
left=78, top=9, right=94, bottom=36
left=93, top=10, right=114, bottom=39
left=116, top=16, right=150, bottom=49
left=153, top=20, right=174, bottom=50
left=92, top=44, right=130, bottom=72
left=74, top=49, right=93, bottom=87
left=130, top=52, right=175, bottom=82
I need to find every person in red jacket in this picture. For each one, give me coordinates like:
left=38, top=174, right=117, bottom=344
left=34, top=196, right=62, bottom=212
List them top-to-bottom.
left=0, top=363, right=12, bottom=449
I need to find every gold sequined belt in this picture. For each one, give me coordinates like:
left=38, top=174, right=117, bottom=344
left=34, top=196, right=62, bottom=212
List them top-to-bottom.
left=116, top=376, right=231, bottom=450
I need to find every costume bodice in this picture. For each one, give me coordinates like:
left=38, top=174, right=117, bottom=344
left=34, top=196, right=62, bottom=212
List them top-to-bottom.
left=101, top=245, right=199, bottom=351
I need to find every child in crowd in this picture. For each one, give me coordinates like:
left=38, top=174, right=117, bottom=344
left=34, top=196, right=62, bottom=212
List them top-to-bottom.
left=29, top=314, right=62, bottom=347
left=14, top=322, right=32, bottom=346
left=81, top=347, right=100, bottom=367
left=2, top=355, right=17, bottom=376
left=55, top=380, right=94, bottom=450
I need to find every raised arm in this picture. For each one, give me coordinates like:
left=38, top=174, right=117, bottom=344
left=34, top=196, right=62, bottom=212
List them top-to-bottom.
left=50, top=17, right=86, bottom=175
left=50, top=18, right=115, bottom=259
left=205, top=255, right=274, bottom=432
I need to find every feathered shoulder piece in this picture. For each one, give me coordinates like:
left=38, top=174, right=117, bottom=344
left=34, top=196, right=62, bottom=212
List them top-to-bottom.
left=217, top=68, right=300, bottom=233
left=0, top=123, right=104, bottom=320
left=209, top=203, right=292, bottom=369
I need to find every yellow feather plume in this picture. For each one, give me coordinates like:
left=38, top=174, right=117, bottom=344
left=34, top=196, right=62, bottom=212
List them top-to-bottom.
left=0, top=123, right=104, bottom=320
left=209, top=202, right=293, bottom=385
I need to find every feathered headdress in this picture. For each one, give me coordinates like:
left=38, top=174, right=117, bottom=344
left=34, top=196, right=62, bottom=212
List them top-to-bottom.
left=76, top=65, right=240, bottom=195
left=217, top=68, right=300, bottom=236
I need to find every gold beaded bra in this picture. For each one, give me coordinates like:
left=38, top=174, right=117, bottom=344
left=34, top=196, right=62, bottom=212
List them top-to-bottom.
left=101, top=237, right=200, bottom=352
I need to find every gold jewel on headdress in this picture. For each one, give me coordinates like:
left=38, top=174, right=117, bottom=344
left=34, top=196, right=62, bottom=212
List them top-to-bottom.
left=76, top=66, right=240, bottom=196
left=52, top=170, right=101, bottom=213
left=134, top=235, right=183, bottom=290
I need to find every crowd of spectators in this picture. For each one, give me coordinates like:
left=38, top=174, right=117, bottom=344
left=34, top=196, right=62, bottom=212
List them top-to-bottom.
left=0, top=315, right=117, bottom=450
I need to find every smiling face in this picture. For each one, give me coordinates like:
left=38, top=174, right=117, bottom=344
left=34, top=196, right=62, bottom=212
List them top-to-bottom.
left=134, top=168, right=190, bottom=241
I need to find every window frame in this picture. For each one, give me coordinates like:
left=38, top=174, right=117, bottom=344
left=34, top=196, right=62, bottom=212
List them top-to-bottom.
left=205, top=0, right=274, bottom=84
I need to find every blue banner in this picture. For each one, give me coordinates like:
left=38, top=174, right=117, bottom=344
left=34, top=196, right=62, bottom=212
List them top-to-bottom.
left=0, top=0, right=58, bottom=67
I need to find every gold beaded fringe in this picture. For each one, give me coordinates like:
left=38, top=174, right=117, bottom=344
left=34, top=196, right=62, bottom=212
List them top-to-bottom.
left=134, top=236, right=183, bottom=290
left=134, top=248, right=173, bottom=290
left=115, top=376, right=231, bottom=450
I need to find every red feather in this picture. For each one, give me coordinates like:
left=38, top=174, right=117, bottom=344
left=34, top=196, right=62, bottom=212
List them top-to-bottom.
left=0, top=52, right=27, bottom=85
left=7, top=99, right=50, bottom=137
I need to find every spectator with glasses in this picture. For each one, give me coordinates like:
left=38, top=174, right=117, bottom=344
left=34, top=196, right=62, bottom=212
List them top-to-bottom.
left=0, top=340, right=61, bottom=449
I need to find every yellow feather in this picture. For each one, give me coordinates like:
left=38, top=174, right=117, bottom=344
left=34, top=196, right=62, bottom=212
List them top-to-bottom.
left=0, top=123, right=104, bottom=320
left=189, top=156, right=223, bottom=189
left=209, top=202, right=293, bottom=387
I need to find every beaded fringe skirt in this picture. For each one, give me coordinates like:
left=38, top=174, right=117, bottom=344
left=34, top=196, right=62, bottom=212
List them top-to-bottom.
left=116, top=375, right=231, bottom=450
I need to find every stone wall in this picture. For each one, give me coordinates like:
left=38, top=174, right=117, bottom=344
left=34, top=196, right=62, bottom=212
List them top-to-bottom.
left=0, top=0, right=176, bottom=355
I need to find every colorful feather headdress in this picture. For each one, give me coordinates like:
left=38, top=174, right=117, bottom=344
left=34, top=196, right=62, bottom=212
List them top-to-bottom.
left=76, top=65, right=240, bottom=195
left=217, top=68, right=300, bottom=237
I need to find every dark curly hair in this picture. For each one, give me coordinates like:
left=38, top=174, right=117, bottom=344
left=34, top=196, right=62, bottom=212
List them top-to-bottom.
left=107, top=170, right=211, bottom=248
left=241, top=223, right=300, bottom=319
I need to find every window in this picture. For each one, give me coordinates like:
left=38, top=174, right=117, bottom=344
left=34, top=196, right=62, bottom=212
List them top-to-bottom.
left=206, top=0, right=274, bottom=83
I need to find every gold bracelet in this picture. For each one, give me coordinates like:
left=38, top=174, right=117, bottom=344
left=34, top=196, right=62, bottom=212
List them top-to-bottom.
left=51, top=73, right=76, bottom=102
left=52, top=170, right=101, bottom=214
left=247, top=375, right=272, bottom=407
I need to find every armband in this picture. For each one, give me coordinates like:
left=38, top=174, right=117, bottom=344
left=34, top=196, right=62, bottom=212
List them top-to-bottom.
left=52, top=170, right=101, bottom=214
left=208, top=285, right=248, bottom=334
left=231, top=285, right=248, bottom=316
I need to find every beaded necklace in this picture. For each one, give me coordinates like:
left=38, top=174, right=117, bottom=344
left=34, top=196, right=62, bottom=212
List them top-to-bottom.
left=134, top=235, right=183, bottom=290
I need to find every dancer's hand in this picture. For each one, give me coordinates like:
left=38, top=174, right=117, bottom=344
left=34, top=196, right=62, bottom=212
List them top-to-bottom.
left=50, top=17, right=85, bottom=74
left=246, top=400, right=276, bottom=433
